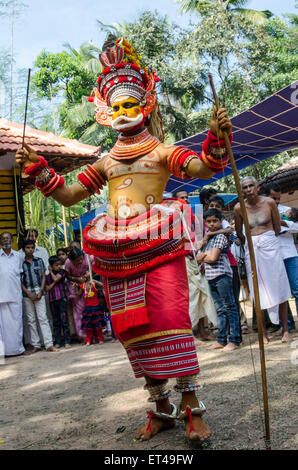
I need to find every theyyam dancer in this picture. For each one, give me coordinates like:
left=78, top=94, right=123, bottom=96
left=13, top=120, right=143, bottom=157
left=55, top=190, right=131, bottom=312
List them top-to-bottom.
left=16, top=35, right=232, bottom=443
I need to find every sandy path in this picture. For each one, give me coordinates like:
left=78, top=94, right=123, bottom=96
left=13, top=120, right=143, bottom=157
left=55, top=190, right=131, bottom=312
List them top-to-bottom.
left=0, top=326, right=297, bottom=450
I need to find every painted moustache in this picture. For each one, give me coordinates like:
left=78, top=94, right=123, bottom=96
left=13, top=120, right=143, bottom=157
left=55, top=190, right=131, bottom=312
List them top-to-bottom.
left=111, top=113, right=144, bottom=131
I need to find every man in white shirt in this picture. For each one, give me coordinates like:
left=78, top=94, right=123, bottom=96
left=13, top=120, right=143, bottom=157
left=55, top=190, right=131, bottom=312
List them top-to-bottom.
left=264, top=183, right=298, bottom=317
left=0, top=232, right=25, bottom=356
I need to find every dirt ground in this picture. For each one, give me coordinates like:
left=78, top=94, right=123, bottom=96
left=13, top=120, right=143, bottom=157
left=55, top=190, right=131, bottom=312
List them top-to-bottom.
left=0, top=302, right=297, bottom=451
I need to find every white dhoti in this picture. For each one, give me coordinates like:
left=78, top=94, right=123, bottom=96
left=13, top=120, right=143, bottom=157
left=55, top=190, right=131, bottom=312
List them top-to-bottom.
left=245, top=230, right=292, bottom=310
left=185, top=256, right=218, bottom=327
left=0, top=301, right=25, bottom=356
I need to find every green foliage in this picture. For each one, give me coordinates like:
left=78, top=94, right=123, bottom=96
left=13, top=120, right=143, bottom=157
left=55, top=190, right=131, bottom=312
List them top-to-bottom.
left=177, top=0, right=273, bottom=24
left=3, top=1, right=296, bottom=208
left=101, top=11, right=207, bottom=142
left=33, top=51, right=95, bottom=103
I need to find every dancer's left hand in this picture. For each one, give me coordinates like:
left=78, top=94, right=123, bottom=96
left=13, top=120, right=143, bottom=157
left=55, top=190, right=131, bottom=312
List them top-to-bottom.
left=210, top=107, right=232, bottom=139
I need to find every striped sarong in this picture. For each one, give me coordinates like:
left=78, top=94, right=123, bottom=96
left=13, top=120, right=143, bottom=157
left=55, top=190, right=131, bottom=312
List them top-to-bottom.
left=126, top=333, right=200, bottom=379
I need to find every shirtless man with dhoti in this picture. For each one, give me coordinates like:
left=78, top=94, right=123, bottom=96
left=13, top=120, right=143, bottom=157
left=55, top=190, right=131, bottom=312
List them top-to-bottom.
left=234, top=176, right=292, bottom=343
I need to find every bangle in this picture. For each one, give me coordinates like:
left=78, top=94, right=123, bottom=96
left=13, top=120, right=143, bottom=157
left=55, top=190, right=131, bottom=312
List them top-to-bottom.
left=202, top=130, right=233, bottom=160
left=168, top=147, right=199, bottom=179
left=199, top=151, right=229, bottom=174
left=24, top=156, right=48, bottom=177
left=34, top=166, right=65, bottom=197
left=77, top=166, right=105, bottom=195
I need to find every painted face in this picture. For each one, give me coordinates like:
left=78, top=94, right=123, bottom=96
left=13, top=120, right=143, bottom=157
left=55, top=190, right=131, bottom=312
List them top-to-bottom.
left=111, top=96, right=144, bottom=132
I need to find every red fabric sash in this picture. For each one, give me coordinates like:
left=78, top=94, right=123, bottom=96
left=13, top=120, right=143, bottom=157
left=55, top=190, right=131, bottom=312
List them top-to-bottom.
left=104, top=274, right=149, bottom=335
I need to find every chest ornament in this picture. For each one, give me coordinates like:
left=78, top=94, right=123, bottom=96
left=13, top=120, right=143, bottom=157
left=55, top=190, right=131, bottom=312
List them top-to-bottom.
left=110, top=128, right=160, bottom=160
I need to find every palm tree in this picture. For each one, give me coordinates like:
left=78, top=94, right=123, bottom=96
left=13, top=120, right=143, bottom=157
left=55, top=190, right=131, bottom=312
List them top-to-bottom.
left=177, top=0, right=272, bottom=25
left=63, top=41, right=102, bottom=75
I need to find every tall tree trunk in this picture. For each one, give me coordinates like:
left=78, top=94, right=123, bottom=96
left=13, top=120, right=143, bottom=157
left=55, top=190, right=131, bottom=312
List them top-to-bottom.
left=9, top=7, right=14, bottom=121
left=49, top=84, right=57, bottom=134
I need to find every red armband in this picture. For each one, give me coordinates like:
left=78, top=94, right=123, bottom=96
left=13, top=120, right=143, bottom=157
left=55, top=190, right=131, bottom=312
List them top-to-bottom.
left=200, top=130, right=232, bottom=174
left=202, top=130, right=233, bottom=155
left=168, top=147, right=200, bottom=179
left=77, top=165, right=105, bottom=194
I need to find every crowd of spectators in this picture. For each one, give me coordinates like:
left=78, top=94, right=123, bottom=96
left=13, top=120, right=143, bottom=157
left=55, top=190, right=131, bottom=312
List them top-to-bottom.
left=0, top=180, right=297, bottom=357
left=175, top=180, right=297, bottom=351
left=0, top=229, right=116, bottom=358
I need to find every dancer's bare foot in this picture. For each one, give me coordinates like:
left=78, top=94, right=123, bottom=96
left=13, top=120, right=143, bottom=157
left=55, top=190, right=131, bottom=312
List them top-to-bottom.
left=281, top=331, right=292, bottom=343
left=207, top=342, right=225, bottom=350
left=222, top=343, right=240, bottom=352
left=180, top=393, right=211, bottom=443
left=136, top=400, right=175, bottom=441
left=185, top=414, right=211, bottom=443
left=135, top=416, right=175, bottom=441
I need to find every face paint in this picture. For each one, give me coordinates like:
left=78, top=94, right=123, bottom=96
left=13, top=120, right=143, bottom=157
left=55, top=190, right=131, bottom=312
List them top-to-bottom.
left=111, top=96, right=145, bottom=132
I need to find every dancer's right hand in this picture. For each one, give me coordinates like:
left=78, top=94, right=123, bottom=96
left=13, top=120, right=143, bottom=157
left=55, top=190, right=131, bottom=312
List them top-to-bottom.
left=16, top=142, right=40, bottom=169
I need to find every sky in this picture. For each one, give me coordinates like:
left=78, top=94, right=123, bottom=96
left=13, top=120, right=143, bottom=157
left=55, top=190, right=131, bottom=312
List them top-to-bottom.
left=0, top=0, right=297, bottom=70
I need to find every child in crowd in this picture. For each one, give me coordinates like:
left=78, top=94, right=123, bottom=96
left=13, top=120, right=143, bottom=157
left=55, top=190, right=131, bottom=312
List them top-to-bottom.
left=206, top=196, right=247, bottom=334
left=197, top=209, right=241, bottom=352
left=21, top=240, right=58, bottom=353
left=57, top=248, right=68, bottom=268
left=45, top=256, right=71, bottom=349
left=78, top=278, right=106, bottom=346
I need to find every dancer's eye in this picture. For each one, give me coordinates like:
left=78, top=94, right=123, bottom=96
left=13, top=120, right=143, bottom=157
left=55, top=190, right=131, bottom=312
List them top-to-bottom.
left=123, top=102, right=138, bottom=109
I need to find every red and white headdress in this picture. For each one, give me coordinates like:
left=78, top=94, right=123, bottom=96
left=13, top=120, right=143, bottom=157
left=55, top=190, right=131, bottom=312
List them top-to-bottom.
left=88, top=36, right=160, bottom=128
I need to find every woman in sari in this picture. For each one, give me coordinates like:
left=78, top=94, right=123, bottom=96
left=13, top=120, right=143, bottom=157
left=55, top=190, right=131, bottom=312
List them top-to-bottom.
left=65, top=247, right=89, bottom=342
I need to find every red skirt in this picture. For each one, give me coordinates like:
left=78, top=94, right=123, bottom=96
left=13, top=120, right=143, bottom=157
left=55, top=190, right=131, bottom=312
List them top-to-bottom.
left=104, top=256, right=200, bottom=379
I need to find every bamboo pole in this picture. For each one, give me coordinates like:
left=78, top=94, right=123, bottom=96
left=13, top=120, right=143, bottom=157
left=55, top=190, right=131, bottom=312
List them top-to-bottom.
left=208, top=74, right=271, bottom=449
left=52, top=198, right=59, bottom=251
left=62, top=206, right=68, bottom=247
left=68, top=207, right=74, bottom=242
left=78, top=217, right=83, bottom=250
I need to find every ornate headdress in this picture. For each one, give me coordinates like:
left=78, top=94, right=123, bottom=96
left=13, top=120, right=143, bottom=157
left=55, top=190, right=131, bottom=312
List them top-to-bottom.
left=88, top=35, right=164, bottom=141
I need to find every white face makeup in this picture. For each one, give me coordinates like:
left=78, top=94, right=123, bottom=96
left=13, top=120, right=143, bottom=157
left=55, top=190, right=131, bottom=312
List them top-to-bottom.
left=111, top=113, right=144, bottom=131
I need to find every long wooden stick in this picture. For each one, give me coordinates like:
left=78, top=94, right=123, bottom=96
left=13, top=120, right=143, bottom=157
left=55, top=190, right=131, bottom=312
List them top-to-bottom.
left=16, top=68, right=31, bottom=242
left=22, top=68, right=31, bottom=149
left=208, top=74, right=271, bottom=449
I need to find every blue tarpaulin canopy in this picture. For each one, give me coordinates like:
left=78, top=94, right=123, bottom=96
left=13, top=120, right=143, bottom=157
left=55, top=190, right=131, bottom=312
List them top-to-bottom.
left=166, top=82, right=298, bottom=193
